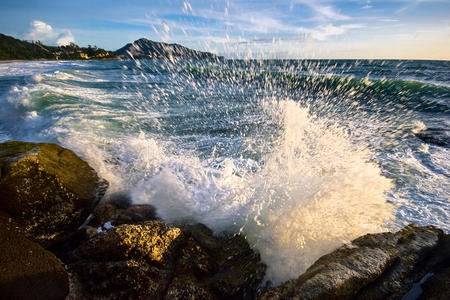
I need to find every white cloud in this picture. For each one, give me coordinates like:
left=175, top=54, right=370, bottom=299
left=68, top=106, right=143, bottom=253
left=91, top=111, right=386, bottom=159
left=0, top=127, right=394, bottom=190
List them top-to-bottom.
left=196, top=3, right=358, bottom=42
left=24, top=20, right=75, bottom=46
left=24, top=20, right=54, bottom=41
left=308, top=24, right=363, bottom=40
left=56, top=30, right=75, bottom=46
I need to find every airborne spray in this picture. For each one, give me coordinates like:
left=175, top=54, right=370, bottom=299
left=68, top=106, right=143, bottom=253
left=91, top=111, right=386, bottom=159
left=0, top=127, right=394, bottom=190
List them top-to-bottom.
left=0, top=1, right=449, bottom=287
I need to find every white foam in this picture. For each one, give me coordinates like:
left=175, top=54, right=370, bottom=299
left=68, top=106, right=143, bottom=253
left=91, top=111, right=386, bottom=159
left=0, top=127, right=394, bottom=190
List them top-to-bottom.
left=0, top=62, right=420, bottom=285
left=128, top=99, right=394, bottom=284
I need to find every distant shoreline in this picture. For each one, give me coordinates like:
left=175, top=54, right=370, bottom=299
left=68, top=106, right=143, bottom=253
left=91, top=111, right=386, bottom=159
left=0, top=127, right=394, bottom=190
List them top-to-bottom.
left=0, top=58, right=119, bottom=63
left=1, top=58, right=449, bottom=63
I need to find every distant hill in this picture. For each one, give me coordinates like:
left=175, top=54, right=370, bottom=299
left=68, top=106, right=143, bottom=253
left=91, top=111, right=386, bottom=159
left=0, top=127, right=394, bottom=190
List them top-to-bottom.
left=0, top=33, right=116, bottom=60
left=0, top=33, right=222, bottom=61
left=114, top=38, right=222, bottom=60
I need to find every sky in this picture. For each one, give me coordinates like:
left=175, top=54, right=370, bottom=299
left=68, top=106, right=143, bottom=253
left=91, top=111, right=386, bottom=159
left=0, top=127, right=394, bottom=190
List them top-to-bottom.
left=0, top=0, right=449, bottom=59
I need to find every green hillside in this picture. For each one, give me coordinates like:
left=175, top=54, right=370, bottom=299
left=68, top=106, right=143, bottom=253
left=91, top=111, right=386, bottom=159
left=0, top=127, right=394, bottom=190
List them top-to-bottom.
left=0, top=33, right=116, bottom=60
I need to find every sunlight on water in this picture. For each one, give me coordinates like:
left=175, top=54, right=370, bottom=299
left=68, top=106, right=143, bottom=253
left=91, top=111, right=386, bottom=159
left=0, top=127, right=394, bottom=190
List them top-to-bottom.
left=0, top=58, right=448, bottom=285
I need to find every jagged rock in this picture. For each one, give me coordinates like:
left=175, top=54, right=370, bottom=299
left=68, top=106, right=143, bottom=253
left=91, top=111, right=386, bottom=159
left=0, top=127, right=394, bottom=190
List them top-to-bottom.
left=0, top=141, right=108, bottom=246
left=87, top=202, right=157, bottom=229
left=0, top=212, right=69, bottom=300
left=68, top=221, right=265, bottom=299
left=70, top=221, right=184, bottom=298
left=176, top=223, right=266, bottom=299
left=192, top=224, right=266, bottom=298
left=259, top=224, right=446, bottom=300
left=354, top=225, right=444, bottom=299
left=70, top=258, right=172, bottom=299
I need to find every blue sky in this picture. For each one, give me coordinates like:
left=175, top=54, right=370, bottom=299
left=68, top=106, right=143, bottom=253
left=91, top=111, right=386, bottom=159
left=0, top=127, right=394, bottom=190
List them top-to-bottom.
left=0, top=0, right=449, bottom=59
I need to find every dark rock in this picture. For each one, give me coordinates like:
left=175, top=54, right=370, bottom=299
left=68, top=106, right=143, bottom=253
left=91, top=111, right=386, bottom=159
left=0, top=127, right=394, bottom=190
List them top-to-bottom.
left=415, top=129, right=450, bottom=148
left=0, top=141, right=108, bottom=246
left=108, top=191, right=133, bottom=209
left=87, top=202, right=157, bottom=228
left=87, top=203, right=119, bottom=228
left=0, top=212, right=69, bottom=300
left=69, top=221, right=265, bottom=299
left=70, top=221, right=183, bottom=298
left=174, top=223, right=266, bottom=299
left=259, top=224, right=446, bottom=300
left=199, top=232, right=267, bottom=299
left=419, top=234, right=450, bottom=300
left=70, top=258, right=172, bottom=299
left=419, top=268, right=450, bottom=300
left=165, top=275, right=218, bottom=300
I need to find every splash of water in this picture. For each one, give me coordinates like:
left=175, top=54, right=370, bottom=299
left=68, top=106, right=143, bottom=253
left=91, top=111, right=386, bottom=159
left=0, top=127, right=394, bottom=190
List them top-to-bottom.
left=1, top=59, right=447, bottom=285
left=125, top=99, right=394, bottom=284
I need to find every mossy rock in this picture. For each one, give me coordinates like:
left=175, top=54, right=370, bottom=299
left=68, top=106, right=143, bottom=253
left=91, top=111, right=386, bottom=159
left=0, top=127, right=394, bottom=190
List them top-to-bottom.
left=0, top=141, right=108, bottom=246
left=0, top=212, right=69, bottom=300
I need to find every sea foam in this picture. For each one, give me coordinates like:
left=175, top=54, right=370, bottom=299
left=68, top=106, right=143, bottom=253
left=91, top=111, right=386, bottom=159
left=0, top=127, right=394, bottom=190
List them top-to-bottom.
left=125, top=99, right=394, bottom=284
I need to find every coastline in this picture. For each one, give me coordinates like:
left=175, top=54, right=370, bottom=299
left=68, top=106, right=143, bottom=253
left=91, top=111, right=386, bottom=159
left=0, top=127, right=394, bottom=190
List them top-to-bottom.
left=0, top=57, right=120, bottom=63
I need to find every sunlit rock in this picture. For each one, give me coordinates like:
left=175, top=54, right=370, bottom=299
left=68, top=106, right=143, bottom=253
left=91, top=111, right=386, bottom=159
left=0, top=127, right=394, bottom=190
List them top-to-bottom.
left=0, top=141, right=108, bottom=246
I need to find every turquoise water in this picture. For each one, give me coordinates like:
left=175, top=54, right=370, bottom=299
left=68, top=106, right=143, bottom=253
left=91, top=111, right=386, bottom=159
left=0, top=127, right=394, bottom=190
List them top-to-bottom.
left=0, top=59, right=448, bottom=283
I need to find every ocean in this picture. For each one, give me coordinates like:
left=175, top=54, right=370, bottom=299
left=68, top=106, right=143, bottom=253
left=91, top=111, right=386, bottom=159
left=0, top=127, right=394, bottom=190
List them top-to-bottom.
left=0, top=59, right=448, bottom=284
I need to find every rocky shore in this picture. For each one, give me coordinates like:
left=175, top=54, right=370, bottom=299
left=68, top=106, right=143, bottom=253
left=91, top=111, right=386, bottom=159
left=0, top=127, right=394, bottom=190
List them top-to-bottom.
left=0, top=141, right=448, bottom=299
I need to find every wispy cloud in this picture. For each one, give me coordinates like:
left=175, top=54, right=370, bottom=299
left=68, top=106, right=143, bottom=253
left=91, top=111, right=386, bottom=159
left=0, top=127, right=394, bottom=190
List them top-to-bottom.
left=293, top=0, right=350, bottom=21
left=378, top=18, right=399, bottom=22
left=24, top=20, right=75, bottom=46
left=307, top=23, right=364, bottom=41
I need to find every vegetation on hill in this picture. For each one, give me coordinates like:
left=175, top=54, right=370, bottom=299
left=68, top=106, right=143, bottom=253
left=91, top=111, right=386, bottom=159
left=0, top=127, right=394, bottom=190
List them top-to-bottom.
left=0, top=33, right=116, bottom=60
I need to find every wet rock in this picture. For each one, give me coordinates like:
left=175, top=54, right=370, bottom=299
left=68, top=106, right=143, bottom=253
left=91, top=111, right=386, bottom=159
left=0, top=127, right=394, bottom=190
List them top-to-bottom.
left=415, top=129, right=450, bottom=148
left=0, top=141, right=108, bottom=246
left=88, top=202, right=157, bottom=229
left=88, top=203, right=119, bottom=228
left=0, top=212, right=69, bottom=300
left=69, top=221, right=266, bottom=299
left=70, top=221, right=183, bottom=298
left=75, top=221, right=183, bottom=263
left=177, top=223, right=267, bottom=299
left=259, top=224, right=446, bottom=300
left=354, top=225, right=444, bottom=299
left=199, top=232, right=267, bottom=298
left=419, top=234, right=450, bottom=300
left=260, top=245, right=398, bottom=299
left=70, top=258, right=172, bottom=299
left=419, top=268, right=450, bottom=300
left=165, top=275, right=218, bottom=300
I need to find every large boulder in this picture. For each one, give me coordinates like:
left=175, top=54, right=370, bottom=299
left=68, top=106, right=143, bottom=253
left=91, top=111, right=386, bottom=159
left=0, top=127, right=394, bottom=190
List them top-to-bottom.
left=0, top=141, right=108, bottom=246
left=0, top=213, right=69, bottom=300
left=69, top=221, right=266, bottom=299
left=259, top=224, right=447, bottom=300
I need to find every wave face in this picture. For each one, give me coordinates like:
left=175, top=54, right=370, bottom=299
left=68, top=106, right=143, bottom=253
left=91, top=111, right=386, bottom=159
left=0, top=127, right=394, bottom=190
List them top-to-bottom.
left=0, top=59, right=449, bottom=284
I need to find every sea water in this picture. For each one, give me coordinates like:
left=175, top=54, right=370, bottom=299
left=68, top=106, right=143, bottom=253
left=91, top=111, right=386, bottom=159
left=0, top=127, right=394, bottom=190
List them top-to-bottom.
left=0, top=59, right=448, bottom=284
